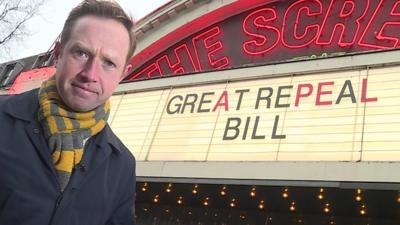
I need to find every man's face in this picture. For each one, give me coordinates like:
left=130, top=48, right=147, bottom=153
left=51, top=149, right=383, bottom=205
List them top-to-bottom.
left=55, top=15, right=131, bottom=112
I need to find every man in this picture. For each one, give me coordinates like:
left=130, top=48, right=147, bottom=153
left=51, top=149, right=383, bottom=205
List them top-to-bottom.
left=0, top=1, right=136, bottom=224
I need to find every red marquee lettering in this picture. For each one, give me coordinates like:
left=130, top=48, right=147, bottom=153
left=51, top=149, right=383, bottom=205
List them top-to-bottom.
left=128, top=0, right=400, bottom=82
left=282, top=0, right=322, bottom=48
left=317, top=0, right=369, bottom=47
left=359, top=0, right=400, bottom=49
left=242, top=8, right=280, bottom=55
left=192, top=26, right=229, bottom=70
left=156, top=44, right=197, bottom=75
left=129, top=63, right=160, bottom=80
left=361, top=78, right=378, bottom=102
left=316, top=81, right=334, bottom=105
left=295, top=83, right=313, bottom=107
left=212, top=91, right=229, bottom=112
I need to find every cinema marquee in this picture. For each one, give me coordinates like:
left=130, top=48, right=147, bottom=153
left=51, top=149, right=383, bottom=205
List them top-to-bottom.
left=126, top=0, right=400, bottom=81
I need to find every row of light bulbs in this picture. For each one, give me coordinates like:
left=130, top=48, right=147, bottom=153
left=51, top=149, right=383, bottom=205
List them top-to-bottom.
left=140, top=183, right=400, bottom=216
left=285, top=188, right=367, bottom=215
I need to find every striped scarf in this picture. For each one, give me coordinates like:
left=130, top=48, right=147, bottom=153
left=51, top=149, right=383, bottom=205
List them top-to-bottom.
left=37, top=76, right=110, bottom=191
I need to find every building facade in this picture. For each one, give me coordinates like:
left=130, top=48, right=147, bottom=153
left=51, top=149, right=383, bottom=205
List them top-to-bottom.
left=1, top=0, right=400, bottom=224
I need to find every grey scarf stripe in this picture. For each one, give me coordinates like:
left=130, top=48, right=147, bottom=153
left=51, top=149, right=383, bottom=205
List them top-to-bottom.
left=51, top=104, right=66, bottom=131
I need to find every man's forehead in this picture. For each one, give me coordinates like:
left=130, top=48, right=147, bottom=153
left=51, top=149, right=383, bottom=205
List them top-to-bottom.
left=72, top=15, right=125, bottom=34
left=67, top=16, right=130, bottom=60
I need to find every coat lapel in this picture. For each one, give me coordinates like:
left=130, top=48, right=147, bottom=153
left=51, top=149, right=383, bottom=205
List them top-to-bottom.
left=4, top=89, right=59, bottom=182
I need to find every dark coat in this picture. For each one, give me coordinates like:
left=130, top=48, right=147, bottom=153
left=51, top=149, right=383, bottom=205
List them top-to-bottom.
left=0, top=89, right=136, bottom=225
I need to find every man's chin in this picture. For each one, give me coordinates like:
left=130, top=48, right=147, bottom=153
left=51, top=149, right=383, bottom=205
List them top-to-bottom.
left=65, top=100, right=96, bottom=112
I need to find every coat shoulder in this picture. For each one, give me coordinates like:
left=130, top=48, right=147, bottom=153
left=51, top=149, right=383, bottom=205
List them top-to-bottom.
left=0, top=89, right=39, bottom=121
left=0, top=95, right=12, bottom=110
left=104, top=125, right=136, bottom=163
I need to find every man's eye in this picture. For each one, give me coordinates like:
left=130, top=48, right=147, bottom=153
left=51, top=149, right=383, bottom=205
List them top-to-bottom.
left=74, top=50, right=88, bottom=59
left=104, top=60, right=116, bottom=69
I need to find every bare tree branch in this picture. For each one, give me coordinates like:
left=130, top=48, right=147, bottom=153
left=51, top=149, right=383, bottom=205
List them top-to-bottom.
left=0, top=0, right=45, bottom=61
left=0, top=2, right=13, bottom=21
left=0, top=14, right=29, bottom=45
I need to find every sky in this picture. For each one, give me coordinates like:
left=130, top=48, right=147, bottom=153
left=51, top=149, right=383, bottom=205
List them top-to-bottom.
left=5, top=0, right=170, bottom=62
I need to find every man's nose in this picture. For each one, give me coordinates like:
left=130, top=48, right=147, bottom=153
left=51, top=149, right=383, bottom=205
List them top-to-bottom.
left=80, top=58, right=100, bottom=82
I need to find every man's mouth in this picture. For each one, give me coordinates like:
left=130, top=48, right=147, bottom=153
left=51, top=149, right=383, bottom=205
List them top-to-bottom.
left=72, top=83, right=97, bottom=94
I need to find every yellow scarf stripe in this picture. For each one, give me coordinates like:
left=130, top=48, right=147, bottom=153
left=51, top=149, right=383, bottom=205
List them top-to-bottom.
left=38, top=76, right=110, bottom=191
left=43, top=79, right=56, bottom=87
left=39, top=92, right=61, bottom=103
left=75, top=110, right=96, bottom=120
left=47, top=116, right=59, bottom=134
left=76, top=118, right=97, bottom=128
left=90, top=120, right=107, bottom=136
left=52, top=149, right=84, bottom=172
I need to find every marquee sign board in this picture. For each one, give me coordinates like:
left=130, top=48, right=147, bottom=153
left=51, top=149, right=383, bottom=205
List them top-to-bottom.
left=126, top=0, right=400, bottom=81
left=111, top=66, right=400, bottom=162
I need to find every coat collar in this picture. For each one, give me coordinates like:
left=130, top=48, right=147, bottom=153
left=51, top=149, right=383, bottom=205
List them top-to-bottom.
left=4, top=89, right=121, bottom=154
left=4, top=89, right=40, bottom=122
left=93, top=124, right=122, bottom=154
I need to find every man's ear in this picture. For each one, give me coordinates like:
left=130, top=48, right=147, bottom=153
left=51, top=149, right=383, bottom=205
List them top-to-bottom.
left=54, top=42, right=62, bottom=62
left=121, top=63, right=133, bottom=81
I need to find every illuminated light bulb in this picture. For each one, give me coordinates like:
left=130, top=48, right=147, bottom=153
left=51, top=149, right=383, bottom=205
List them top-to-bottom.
left=141, top=182, right=148, bottom=192
left=166, top=183, right=172, bottom=193
left=192, top=184, right=199, bottom=195
left=220, top=186, right=227, bottom=196
left=250, top=187, right=256, bottom=197
left=282, top=188, right=289, bottom=198
left=318, top=188, right=324, bottom=199
left=355, top=189, right=363, bottom=202
left=318, top=193, right=324, bottom=200
left=153, top=195, right=159, bottom=203
left=397, top=195, right=400, bottom=203
left=177, top=196, right=183, bottom=205
left=203, top=197, right=209, bottom=206
left=230, top=198, right=236, bottom=208
left=258, top=200, right=265, bottom=209
left=290, top=202, right=296, bottom=211
left=324, top=203, right=330, bottom=213
left=360, top=205, right=367, bottom=215
left=143, top=208, right=148, bottom=212
left=165, top=209, right=170, bottom=213
left=240, top=215, right=245, bottom=219
left=297, top=219, right=302, bottom=223
left=329, top=220, right=335, bottom=225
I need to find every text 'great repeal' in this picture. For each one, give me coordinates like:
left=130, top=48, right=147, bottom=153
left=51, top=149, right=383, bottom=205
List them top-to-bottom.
left=166, top=78, right=377, bottom=141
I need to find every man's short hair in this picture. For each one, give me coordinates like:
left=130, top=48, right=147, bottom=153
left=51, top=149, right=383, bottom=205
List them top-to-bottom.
left=60, top=0, right=136, bottom=62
